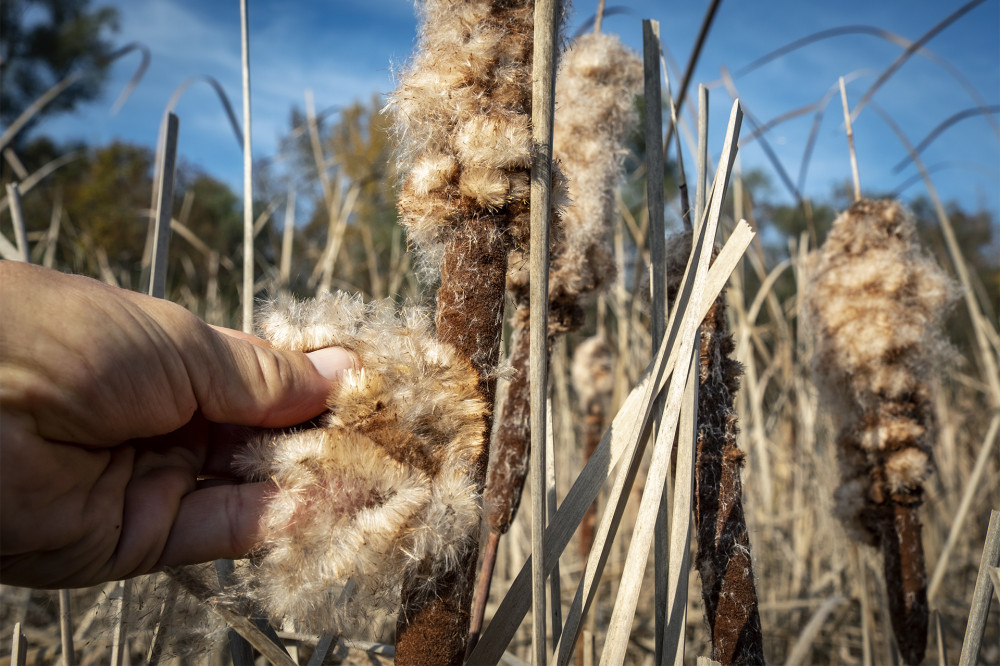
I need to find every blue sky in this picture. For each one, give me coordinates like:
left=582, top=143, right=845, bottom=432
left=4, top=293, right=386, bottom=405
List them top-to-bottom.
left=38, top=0, right=1000, bottom=220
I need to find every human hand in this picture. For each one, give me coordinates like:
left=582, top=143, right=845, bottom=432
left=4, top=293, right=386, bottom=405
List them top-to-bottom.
left=0, top=261, right=355, bottom=588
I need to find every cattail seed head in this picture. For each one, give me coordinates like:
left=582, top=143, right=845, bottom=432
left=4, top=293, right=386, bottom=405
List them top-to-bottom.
left=807, top=199, right=957, bottom=665
left=807, top=199, right=957, bottom=532
left=236, top=292, right=487, bottom=635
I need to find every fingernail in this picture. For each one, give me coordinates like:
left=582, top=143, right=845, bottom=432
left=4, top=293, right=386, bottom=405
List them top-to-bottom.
left=307, top=347, right=358, bottom=381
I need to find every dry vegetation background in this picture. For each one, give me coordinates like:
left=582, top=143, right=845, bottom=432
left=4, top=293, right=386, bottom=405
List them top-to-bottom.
left=1, top=0, right=998, bottom=664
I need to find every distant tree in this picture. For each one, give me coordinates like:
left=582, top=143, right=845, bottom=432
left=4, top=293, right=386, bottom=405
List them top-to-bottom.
left=0, top=0, right=120, bottom=131
left=274, top=95, right=402, bottom=299
left=64, top=140, right=152, bottom=267
left=909, top=196, right=999, bottom=322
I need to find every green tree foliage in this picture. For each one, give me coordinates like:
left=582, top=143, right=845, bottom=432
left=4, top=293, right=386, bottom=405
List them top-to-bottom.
left=0, top=0, right=120, bottom=132
left=275, top=95, right=404, bottom=300
left=7, top=137, right=246, bottom=321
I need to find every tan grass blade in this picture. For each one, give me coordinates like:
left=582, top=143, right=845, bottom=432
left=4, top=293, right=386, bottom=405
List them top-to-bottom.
left=661, top=0, right=723, bottom=160
left=851, top=0, right=986, bottom=122
left=642, top=21, right=669, bottom=663
left=735, top=26, right=1000, bottom=142
left=106, top=42, right=151, bottom=115
left=0, top=72, right=82, bottom=153
left=839, top=77, right=861, bottom=202
left=695, top=85, right=709, bottom=225
left=597, top=101, right=743, bottom=666
left=148, top=113, right=179, bottom=298
left=0, top=152, right=80, bottom=219
left=4, top=183, right=29, bottom=262
left=280, top=188, right=296, bottom=290
left=41, top=189, right=63, bottom=268
left=169, top=218, right=236, bottom=271
left=468, top=219, right=754, bottom=665
left=0, top=228, right=18, bottom=261
left=661, top=346, right=698, bottom=666
left=546, top=398, right=562, bottom=643
left=928, top=413, right=1000, bottom=601
left=958, top=510, right=1000, bottom=665
left=167, top=567, right=296, bottom=666
left=145, top=578, right=178, bottom=666
left=109, top=580, right=131, bottom=666
left=58, top=589, right=74, bottom=666
left=784, top=596, right=848, bottom=666
left=933, top=610, right=947, bottom=666
left=10, top=622, right=26, bottom=666
left=305, top=633, right=337, bottom=666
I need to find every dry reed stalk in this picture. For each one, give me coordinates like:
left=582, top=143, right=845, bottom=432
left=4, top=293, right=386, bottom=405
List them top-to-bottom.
left=239, top=0, right=254, bottom=334
left=389, top=0, right=541, bottom=660
left=529, top=2, right=559, bottom=658
left=477, top=27, right=641, bottom=625
left=838, top=77, right=861, bottom=203
left=594, top=105, right=746, bottom=665
left=148, top=113, right=179, bottom=298
left=3, top=183, right=28, bottom=262
left=279, top=189, right=295, bottom=291
left=807, top=199, right=958, bottom=665
left=469, top=218, right=755, bottom=665
left=959, top=510, right=1000, bottom=665
left=58, top=590, right=74, bottom=666
left=10, top=622, right=26, bottom=666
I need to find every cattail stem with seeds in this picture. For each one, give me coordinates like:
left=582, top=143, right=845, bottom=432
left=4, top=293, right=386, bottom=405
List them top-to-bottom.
left=390, top=0, right=538, bottom=660
left=473, top=29, right=641, bottom=649
left=808, top=199, right=957, bottom=665
left=662, top=232, right=764, bottom=666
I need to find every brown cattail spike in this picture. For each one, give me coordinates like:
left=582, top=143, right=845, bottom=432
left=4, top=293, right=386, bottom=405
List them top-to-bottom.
left=390, top=0, right=540, bottom=661
left=487, top=28, right=641, bottom=538
left=807, top=199, right=958, bottom=665
left=666, top=232, right=765, bottom=666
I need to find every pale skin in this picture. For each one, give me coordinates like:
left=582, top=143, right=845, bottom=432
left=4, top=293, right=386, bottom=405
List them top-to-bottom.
left=0, top=261, right=355, bottom=589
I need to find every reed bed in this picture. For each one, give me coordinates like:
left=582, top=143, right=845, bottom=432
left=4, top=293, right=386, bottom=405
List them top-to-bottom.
left=1, top=2, right=998, bottom=665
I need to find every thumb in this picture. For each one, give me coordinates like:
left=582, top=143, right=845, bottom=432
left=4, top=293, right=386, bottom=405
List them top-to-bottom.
left=184, top=327, right=357, bottom=428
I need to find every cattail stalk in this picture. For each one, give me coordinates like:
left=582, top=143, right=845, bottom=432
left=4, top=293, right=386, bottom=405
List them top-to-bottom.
left=390, top=1, right=538, bottom=660
left=473, top=30, right=642, bottom=646
left=808, top=199, right=957, bottom=665
left=664, top=232, right=765, bottom=666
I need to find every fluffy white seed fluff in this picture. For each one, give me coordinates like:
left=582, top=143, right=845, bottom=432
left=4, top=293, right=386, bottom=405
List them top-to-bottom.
left=807, top=199, right=957, bottom=542
left=236, top=292, right=486, bottom=635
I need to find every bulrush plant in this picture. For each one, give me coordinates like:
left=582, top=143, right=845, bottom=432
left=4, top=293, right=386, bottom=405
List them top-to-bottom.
left=388, top=0, right=539, bottom=661
left=477, top=30, right=642, bottom=629
left=806, top=199, right=956, bottom=665
left=665, top=232, right=765, bottom=665
left=227, top=293, right=486, bottom=637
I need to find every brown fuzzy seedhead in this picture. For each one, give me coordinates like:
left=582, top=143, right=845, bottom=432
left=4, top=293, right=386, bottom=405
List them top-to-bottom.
left=390, top=0, right=548, bottom=279
left=508, top=32, right=642, bottom=298
left=807, top=199, right=957, bottom=664
left=807, top=199, right=956, bottom=541
left=666, top=231, right=765, bottom=666
left=236, top=293, right=487, bottom=635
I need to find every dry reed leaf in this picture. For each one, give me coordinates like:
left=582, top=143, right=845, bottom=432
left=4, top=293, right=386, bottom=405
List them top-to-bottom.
left=470, top=217, right=755, bottom=665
